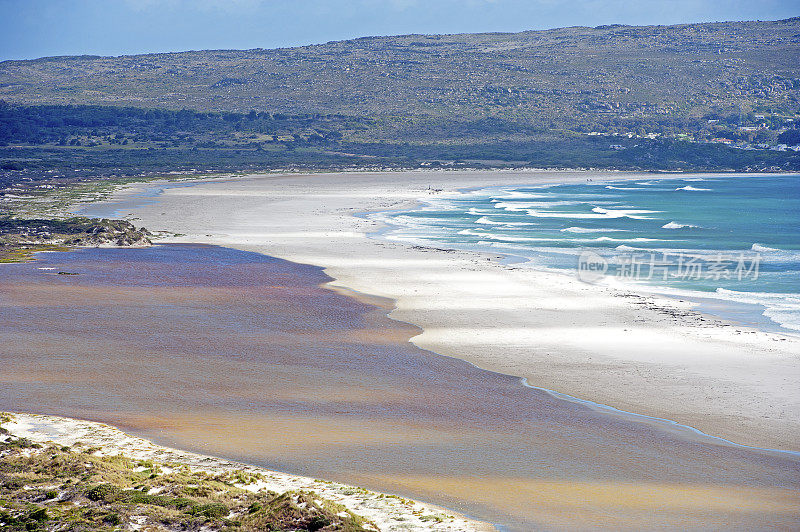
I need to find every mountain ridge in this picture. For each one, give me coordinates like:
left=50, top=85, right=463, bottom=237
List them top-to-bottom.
left=3, top=16, right=799, bottom=63
left=0, top=17, right=798, bottom=182
left=1, top=17, right=797, bottom=126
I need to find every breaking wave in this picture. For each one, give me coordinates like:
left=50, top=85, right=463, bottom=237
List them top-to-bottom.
left=675, top=185, right=711, bottom=191
left=662, top=221, right=699, bottom=229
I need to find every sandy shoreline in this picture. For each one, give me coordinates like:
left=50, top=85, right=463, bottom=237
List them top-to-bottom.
left=75, top=169, right=800, bottom=452
left=2, top=411, right=490, bottom=531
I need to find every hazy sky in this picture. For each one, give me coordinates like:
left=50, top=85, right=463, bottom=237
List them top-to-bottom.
left=1, top=0, right=798, bottom=61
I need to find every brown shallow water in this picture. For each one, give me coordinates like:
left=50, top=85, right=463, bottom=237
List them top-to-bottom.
left=1, top=244, right=798, bottom=530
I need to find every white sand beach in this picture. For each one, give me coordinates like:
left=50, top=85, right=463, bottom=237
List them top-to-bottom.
left=77, top=169, right=800, bottom=452
left=2, top=411, right=489, bottom=531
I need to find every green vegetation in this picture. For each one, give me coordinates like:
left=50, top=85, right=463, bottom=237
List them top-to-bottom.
left=0, top=18, right=799, bottom=188
left=2, top=18, right=798, bottom=128
left=0, top=107, right=797, bottom=192
left=0, top=217, right=151, bottom=262
left=0, top=417, right=373, bottom=531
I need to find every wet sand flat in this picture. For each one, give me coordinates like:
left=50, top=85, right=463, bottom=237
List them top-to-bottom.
left=1, top=244, right=798, bottom=530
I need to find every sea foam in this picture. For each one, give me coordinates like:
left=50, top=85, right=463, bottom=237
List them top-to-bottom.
left=675, top=185, right=711, bottom=191
left=475, top=216, right=538, bottom=226
left=662, top=221, right=699, bottom=229
left=561, top=226, right=627, bottom=233
left=751, top=243, right=780, bottom=252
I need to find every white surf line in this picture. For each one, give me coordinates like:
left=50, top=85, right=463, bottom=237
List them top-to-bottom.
left=363, top=177, right=800, bottom=458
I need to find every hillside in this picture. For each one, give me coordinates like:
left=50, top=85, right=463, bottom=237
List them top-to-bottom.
left=0, top=18, right=799, bottom=186
left=2, top=18, right=799, bottom=124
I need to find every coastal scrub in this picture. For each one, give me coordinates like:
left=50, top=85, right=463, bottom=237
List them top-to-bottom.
left=0, top=415, right=374, bottom=531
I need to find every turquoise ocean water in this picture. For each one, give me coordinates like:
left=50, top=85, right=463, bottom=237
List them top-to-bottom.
left=374, top=175, right=800, bottom=333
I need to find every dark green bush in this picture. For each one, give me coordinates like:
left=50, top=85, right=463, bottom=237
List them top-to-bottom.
left=85, top=483, right=120, bottom=502
left=27, top=507, right=48, bottom=522
left=308, top=515, right=331, bottom=531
